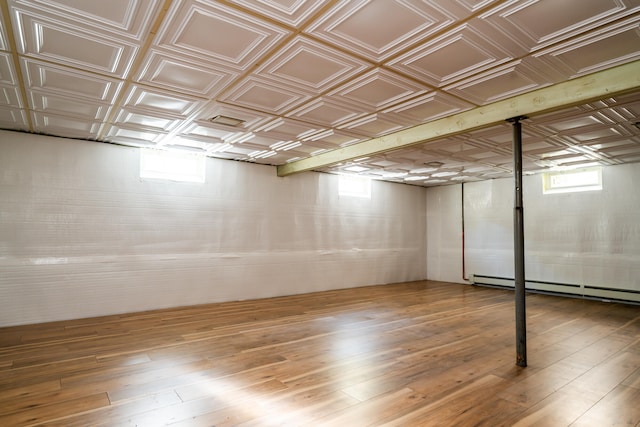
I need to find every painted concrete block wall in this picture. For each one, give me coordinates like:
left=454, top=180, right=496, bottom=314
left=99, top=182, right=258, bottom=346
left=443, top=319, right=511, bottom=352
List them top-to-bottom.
left=0, top=131, right=426, bottom=326
left=463, top=163, right=640, bottom=292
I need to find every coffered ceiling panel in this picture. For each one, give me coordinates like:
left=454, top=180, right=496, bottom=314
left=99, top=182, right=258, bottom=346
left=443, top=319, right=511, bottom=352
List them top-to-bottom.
left=0, top=0, right=639, bottom=187
left=11, top=0, right=162, bottom=40
left=154, top=0, right=289, bottom=70
left=307, top=0, right=462, bottom=62
left=482, top=0, right=637, bottom=51
left=11, top=7, right=138, bottom=77
left=535, top=17, right=640, bottom=77
left=389, top=20, right=516, bottom=86
left=254, top=36, right=369, bottom=93
left=136, top=50, right=238, bottom=98
left=0, top=52, right=15, bottom=84
left=20, top=59, right=123, bottom=102
left=0, top=83, right=19, bottom=107
left=121, top=84, right=204, bottom=117
left=28, top=91, right=111, bottom=121
left=0, top=105, right=27, bottom=129
left=32, top=111, right=102, bottom=138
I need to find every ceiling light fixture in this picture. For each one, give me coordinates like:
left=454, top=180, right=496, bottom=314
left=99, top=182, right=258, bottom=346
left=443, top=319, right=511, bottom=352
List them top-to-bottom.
left=208, top=115, right=245, bottom=127
left=425, top=161, right=444, bottom=168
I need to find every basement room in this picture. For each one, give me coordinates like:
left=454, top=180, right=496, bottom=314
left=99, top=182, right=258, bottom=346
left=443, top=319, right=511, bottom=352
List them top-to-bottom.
left=1, top=0, right=639, bottom=425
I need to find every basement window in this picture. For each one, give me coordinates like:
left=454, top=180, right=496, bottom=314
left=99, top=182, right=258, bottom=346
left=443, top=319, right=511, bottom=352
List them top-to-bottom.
left=140, top=148, right=206, bottom=183
left=542, top=166, right=602, bottom=194
left=339, top=174, right=371, bottom=198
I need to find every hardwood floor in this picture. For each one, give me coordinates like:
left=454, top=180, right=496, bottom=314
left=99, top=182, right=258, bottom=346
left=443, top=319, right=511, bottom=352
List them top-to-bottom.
left=1, top=281, right=639, bottom=426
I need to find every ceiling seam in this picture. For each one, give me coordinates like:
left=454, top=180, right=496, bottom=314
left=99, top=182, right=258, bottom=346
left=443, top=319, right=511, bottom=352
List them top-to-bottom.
left=96, top=0, right=174, bottom=141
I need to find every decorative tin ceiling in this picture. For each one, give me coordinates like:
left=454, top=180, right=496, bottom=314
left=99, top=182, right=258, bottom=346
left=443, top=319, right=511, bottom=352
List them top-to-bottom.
left=0, top=0, right=639, bottom=186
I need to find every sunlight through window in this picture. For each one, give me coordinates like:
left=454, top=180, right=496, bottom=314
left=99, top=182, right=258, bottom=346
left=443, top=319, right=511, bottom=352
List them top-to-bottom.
left=140, top=148, right=206, bottom=183
left=542, top=167, right=602, bottom=194
left=338, top=175, right=371, bottom=198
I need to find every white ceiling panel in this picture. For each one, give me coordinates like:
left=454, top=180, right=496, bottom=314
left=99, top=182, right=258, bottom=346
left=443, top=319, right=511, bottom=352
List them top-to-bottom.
left=0, top=0, right=638, bottom=187
left=10, top=0, right=162, bottom=40
left=154, top=0, right=289, bottom=71
left=228, top=0, right=327, bottom=27
left=307, top=0, right=460, bottom=62
left=482, top=0, right=638, bottom=52
left=0, top=6, right=8, bottom=51
left=11, top=7, right=138, bottom=77
left=535, top=17, right=640, bottom=77
left=389, top=20, right=516, bottom=87
left=254, top=36, right=370, bottom=93
left=136, top=50, right=238, bottom=98
left=0, top=52, right=16, bottom=84
left=20, top=58, right=123, bottom=102
left=443, top=58, right=552, bottom=105
left=329, top=68, right=429, bottom=111
left=220, top=77, right=311, bottom=114
left=0, top=84, right=21, bottom=107
left=122, top=85, right=204, bottom=117
left=28, top=91, right=110, bottom=120
left=382, top=92, right=474, bottom=124
left=287, top=97, right=366, bottom=128
left=0, top=105, right=28, bottom=129
left=114, top=108, right=182, bottom=134
left=32, top=111, right=102, bottom=138
left=338, top=113, right=410, bottom=138
left=254, top=117, right=326, bottom=142
left=105, top=124, right=164, bottom=146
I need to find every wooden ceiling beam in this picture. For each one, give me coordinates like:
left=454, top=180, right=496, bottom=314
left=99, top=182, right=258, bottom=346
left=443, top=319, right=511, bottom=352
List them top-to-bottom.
left=277, top=60, right=640, bottom=177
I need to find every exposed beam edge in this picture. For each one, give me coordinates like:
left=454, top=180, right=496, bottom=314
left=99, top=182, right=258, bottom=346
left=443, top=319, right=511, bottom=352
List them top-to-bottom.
left=277, top=59, right=640, bottom=177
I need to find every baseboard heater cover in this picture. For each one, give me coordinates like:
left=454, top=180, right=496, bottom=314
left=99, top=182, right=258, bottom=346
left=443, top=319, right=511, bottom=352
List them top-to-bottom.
left=469, top=274, right=640, bottom=305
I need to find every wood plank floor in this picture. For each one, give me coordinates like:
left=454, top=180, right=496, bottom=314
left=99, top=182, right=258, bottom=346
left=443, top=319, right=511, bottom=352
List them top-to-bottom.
left=1, top=281, right=639, bottom=426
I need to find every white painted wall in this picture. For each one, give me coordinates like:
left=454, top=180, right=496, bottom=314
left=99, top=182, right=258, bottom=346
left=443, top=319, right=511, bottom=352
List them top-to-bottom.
left=0, top=131, right=427, bottom=326
left=427, top=164, right=640, bottom=295
left=426, top=184, right=463, bottom=284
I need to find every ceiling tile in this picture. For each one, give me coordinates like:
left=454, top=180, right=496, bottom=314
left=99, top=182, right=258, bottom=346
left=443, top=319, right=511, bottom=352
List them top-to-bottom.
left=10, top=0, right=162, bottom=40
left=155, top=0, right=289, bottom=71
left=228, top=0, right=327, bottom=26
left=307, top=0, right=459, bottom=61
left=482, top=0, right=636, bottom=52
left=0, top=6, right=7, bottom=50
left=11, top=7, right=138, bottom=77
left=535, top=16, right=640, bottom=77
left=389, top=20, right=517, bottom=86
left=254, top=36, right=370, bottom=93
left=136, top=49, right=238, bottom=98
left=0, top=52, right=17, bottom=85
left=20, top=58, right=123, bottom=102
left=443, top=58, right=551, bottom=105
left=330, top=68, right=429, bottom=111
left=219, top=77, right=311, bottom=115
left=0, top=84, right=21, bottom=107
left=122, top=85, right=204, bottom=117
left=28, top=90, right=110, bottom=120
left=382, top=92, right=474, bottom=123
left=287, top=97, right=366, bottom=128
left=0, top=106, right=28, bottom=129
left=113, top=108, right=182, bottom=134
left=31, top=111, right=102, bottom=138
left=337, top=113, right=409, bottom=138
left=254, top=117, right=326, bottom=142
left=105, top=124, right=164, bottom=146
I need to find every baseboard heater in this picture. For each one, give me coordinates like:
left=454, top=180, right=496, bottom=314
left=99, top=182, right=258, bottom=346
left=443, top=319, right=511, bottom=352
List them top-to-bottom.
left=469, top=274, right=640, bottom=305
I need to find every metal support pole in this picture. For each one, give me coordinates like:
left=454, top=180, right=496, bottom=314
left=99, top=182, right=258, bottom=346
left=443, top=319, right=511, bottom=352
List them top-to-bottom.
left=508, top=115, right=527, bottom=367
